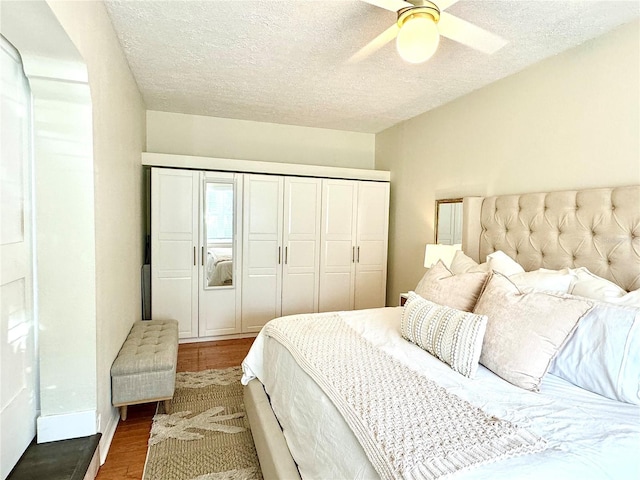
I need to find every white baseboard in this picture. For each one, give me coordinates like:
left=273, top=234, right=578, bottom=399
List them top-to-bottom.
left=98, top=407, right=119, bottom=465
left=37, top=410, right=97, bottom=443
left=83, top=447, right=100, bottom=480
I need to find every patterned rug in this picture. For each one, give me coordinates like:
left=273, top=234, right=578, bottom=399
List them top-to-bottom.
left=143, top=366, right=263, bottom=480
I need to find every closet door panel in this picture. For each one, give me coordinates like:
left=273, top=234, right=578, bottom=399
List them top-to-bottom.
left=151, top=168, right=199, bottom=339
left=198, top=172, right=242, bottom=337
left=242, top=175, right=283, bottom=332
left=282, top=177, right=321, bottom=316
left=319, top=180, right=357, bottom=312
left=355, top=182, right=389, bottom=309
left=318, top=271, right=353, bottom=312
left=242, top=274, right=279, bottom=330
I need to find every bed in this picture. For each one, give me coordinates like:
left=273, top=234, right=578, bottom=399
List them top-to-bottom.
left=241, top=185, right=640, bottom=480
left=206, top=247, right=233, bottom=286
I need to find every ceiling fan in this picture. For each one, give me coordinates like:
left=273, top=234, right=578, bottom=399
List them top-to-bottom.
left=350, top=0, right=507, bottom=64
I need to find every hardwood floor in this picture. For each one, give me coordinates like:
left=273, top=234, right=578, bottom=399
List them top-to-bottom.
left=95, top=337, right=256, bottom=480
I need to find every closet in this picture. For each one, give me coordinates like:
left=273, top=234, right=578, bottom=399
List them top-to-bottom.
left=149, top=159, right=389, bottom=342
left=242, top=174, right=322, bottom=332
left=319, top=179, right=390, bottom=312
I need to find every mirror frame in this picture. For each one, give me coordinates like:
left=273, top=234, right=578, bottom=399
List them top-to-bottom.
left=435, top=198, right=463, bottom=244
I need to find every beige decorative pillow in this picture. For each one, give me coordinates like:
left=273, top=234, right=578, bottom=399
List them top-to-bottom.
left=415, top=261, right=489, bottom=312
left=474, top=272, right=592, bottom=391
left=401, top=292, right=488, bottom=378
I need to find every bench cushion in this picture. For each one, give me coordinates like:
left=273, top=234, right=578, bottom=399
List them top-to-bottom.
left=111, top=319, right=178, bottom=406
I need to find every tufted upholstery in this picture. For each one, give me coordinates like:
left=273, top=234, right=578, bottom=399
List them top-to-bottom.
left=468, top=186, right=639, bottom=292
left=111, top=319, right=178, bottom=410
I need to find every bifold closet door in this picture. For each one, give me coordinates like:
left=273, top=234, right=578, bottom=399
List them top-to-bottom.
left=151, top=168, right=199, bottom=338
left=242, top=175, right=283, bottom=332
left=281, top=177, right=322, bottom=316
left=318, top=179, right=358, bottom=312
left=354, top=181, right=389, bottom=310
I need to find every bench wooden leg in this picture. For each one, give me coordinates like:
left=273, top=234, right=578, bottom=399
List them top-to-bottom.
left=163, top=399, right=171, bottom=413
left=119, top=405, right=128, bottom=421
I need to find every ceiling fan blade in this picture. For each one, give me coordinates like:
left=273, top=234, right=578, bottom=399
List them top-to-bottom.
left=360, top=0, right=413, bottom=13
left=435, top=0, right=460, bottom=10
left=438, top=12, right=508, bottom=54
left=348, top=24, right=400, bottom=63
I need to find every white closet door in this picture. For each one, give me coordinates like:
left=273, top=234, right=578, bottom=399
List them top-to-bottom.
left=1, top=38, right=37, bottom=478
left=151, top=168, right=199, bottom=338
left=198, top=172, right=242, bottom=337
left=242, top=175, right=283, bottom=332
left=281, top=177, right=322, bottom=316
left=318, top=179, right=358, bottom=312
left=354, top=182, right=390, bottom=310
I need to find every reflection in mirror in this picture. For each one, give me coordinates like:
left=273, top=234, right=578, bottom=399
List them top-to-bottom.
left=204, top=181, right=234, bottom=288
left=435, top=198, right=463, bottom=245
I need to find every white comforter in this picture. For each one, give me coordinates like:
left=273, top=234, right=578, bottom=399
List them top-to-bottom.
left=242, top=307, right=640, bottom=480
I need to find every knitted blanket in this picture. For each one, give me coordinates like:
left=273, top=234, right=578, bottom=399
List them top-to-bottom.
left=264, top=313, right=546, bottom=480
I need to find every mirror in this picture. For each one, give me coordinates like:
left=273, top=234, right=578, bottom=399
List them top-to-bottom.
left=204, top=181, right=235, bottom=288
left=435, top=198, right=463, bottom=245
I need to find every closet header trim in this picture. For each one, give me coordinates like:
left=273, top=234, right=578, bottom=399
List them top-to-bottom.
left=142, top=152, right=390, bottom=182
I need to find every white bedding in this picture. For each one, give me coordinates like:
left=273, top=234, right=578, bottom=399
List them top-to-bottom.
left=206, top=248, right=233, bottom=286
left=242, top=307, right=640, bottom=480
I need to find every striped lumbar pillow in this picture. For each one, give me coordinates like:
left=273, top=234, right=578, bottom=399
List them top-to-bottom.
left=401, top=292, right=488, bottom=378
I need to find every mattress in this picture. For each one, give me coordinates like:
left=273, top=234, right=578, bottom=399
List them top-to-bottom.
left=242, top=307, right=640, bottom=479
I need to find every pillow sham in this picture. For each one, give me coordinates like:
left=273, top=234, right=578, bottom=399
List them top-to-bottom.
left=450, top=250, right=525, bottom=277
left=415, top=261, right=488, bottom=312
left=567, top=267, right=640, bottom=307
left=509, top=268, right=575, bottom=294
left=473, top=272, right=592, bottom=391
left=401, top=292, right=488, bottom=378
left=549, top=302, right=640, bottom=405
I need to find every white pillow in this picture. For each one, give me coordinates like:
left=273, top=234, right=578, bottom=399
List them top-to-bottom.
left=450, top=250, right=525, bottom=277
left=568, top=267, right=640, bottom=307
left=510, top=269, right=575, bottom=294
left=401, top=292, right=488, bottom=378
left=550, top=302, right=640, bottom=405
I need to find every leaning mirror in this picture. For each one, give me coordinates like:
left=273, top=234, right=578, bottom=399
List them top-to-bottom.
left=204, top=181, right=234, bottom=288
left=435, top=198, right=463, bottom=245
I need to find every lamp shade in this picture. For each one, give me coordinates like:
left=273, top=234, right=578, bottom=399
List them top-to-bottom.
left=396, top=12, right=440, bottom=64
left=424, top=243, right=462, bottom=268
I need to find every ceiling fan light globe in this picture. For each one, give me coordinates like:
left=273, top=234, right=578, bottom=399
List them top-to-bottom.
left=396, top=14, right=440, bottom=64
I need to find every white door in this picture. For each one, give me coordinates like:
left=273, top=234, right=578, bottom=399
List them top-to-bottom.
left=1, top=37, right=37, bottom=479
left=151, top=168, right=199, bottom=339
left=198, top=172, right=243, bottom=337
left=242, top=175, right=283, bottom=332
left=281, top=177, right=322, bottom=316
left=318, top=180, right=358, bottom=312
left=354, top=182, right=390, bottom=309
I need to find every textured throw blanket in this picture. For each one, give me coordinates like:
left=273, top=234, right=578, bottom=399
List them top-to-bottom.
left=264, top=313, right=546, bottom=480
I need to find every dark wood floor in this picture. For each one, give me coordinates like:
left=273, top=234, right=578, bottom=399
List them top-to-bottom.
left=95, top=337, right=255, bottom=480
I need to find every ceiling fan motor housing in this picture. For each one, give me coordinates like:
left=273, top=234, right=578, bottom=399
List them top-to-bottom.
left=397, top=1, right=441, bottom=28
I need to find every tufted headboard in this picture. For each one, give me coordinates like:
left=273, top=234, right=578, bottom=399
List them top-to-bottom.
left=462, top=186, right=640, bottom=292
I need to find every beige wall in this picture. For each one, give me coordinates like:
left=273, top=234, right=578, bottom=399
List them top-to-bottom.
left=48, top=0, right=146, bottom=454
left=376, top=20, right=640, bottom=305
left=147, top=110, right=375, bottom=169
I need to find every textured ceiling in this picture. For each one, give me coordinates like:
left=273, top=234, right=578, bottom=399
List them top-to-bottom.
left=104, top=0, right=639, bottom=133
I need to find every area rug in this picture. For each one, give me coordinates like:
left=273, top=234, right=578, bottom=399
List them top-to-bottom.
left=143, top=366, right=263, bottom=480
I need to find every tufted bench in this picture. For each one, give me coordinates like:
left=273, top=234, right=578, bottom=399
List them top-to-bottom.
left=111, top=319, right=178, bottom=421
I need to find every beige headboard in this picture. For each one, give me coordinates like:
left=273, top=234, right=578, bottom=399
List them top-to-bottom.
left=462, top=186, right=640, bottom=292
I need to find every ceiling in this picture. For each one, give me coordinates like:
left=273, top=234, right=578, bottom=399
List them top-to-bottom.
left=104, top=1, right=639, bottom=133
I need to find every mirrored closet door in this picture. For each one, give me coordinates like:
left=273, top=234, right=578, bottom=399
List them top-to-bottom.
left=198, top=172, right=243, bottom=336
